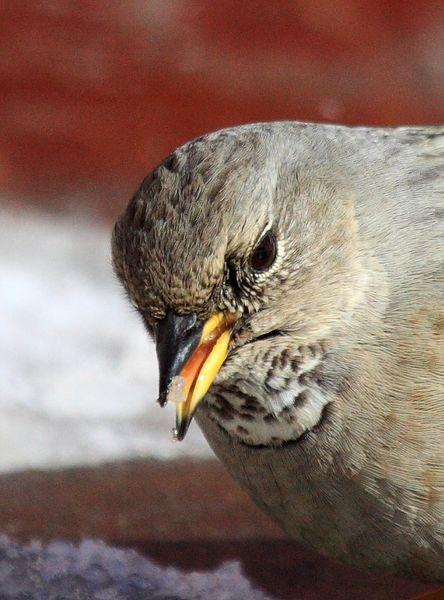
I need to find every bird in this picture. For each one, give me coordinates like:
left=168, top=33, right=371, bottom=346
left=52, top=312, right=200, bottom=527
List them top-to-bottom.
left=112, top=122, right=444, bottom=584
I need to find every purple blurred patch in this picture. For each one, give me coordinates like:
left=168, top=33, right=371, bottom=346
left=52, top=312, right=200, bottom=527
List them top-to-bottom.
left=0, top=535, right=273, bottom=599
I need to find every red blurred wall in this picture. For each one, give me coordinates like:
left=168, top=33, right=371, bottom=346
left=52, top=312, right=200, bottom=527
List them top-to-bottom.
left=1, top=1, right=443, bottom=220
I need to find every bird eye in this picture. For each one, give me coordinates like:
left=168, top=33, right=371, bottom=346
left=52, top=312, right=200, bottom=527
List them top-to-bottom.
left=250, top=230, right=277, bottom=272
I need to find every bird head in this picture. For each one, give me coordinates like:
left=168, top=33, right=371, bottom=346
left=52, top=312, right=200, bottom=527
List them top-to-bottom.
left=112, top=123, right=363, bottom=445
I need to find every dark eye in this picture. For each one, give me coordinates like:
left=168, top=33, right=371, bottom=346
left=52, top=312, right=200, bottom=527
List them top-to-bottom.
left=250, top=230, right=277, bottom=272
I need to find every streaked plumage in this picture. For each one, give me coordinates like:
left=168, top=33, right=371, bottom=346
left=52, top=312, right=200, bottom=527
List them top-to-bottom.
left=112, top=122, right=444, bottom=581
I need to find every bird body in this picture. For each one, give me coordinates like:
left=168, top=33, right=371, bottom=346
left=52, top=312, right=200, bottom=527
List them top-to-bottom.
left=113, top=122, right=444, bottom=581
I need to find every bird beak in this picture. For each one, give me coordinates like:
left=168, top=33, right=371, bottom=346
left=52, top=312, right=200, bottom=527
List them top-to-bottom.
left=155, top=311, right=234, bottom=440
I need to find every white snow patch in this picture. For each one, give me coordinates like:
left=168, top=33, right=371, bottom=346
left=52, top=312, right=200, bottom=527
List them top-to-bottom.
left=0, top=208, right=212, bottom=473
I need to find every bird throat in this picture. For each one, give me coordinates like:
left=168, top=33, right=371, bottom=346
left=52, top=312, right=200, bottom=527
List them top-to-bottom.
left=205, top=342, right=331, bottom=446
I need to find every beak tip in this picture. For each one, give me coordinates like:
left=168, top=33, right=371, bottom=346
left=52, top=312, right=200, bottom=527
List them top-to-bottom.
left=157, top=390, right=168, bottom=407
left=174, top=415, right=192, bottom=442
left=173, top=427, right=185, bottom=442
left=172, top=428, right=182, bottom=442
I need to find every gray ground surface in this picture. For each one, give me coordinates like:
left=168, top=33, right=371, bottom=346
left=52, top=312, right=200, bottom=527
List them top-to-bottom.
left=0, top=536, right=272, bottom=600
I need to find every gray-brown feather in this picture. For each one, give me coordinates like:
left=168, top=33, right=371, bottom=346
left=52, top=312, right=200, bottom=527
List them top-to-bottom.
left=112, top=122, right=444, bottom=581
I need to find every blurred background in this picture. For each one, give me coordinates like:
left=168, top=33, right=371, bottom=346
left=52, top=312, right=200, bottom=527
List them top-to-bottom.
left=1, top=1, right=443, bottom=598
